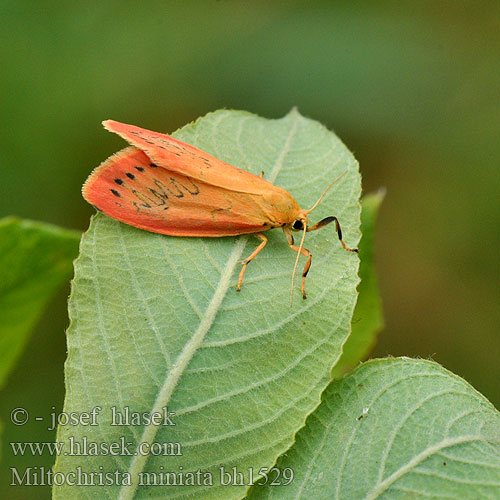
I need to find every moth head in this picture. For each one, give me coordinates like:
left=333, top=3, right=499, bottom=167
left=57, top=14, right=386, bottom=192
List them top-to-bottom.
left=291, top=217, right=307, bottom=232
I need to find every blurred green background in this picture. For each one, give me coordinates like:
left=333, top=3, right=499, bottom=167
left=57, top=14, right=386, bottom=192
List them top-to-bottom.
left=1, top=1, right=499, bottom=498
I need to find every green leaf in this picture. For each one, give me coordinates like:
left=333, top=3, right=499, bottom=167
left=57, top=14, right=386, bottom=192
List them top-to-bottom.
left=53, top=109, right=361, bottom=499
left=332, top=190, right=385, bottom=378
left=0, top=217, right=80, bottom=388
left=247, top=358, right=500, bottom=499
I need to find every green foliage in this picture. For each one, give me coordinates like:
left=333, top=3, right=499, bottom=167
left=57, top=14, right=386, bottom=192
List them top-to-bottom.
left=53, top=110, right=362, bottom=499
left=1, top=111, right=498, bottom=500
left=332, top=190, right=385, bottom=378
left=0, top=217, right=79, bottom=388
left=248, top=358, right=500, bottom=499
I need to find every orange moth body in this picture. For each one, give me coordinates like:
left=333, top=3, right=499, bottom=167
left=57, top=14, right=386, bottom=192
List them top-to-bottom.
left=82, top=120, right=357, bottom=299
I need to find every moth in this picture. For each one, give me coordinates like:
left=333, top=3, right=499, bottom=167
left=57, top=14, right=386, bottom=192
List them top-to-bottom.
left=82, top=120, right=357, bottom=300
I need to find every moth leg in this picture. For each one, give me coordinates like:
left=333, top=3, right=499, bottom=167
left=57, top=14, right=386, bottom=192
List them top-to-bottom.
left=258, top=171, right=264, bottom=178
left=308, top=216, right=358, bottom=253
left=284, top=227, right=311, bottom=299
left=237, top=233, right=268, bottom=292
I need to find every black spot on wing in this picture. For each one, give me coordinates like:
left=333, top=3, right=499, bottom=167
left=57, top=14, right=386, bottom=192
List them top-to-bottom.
left=126, top=172, right=135, bottom=180
left=114, top=178, right=123, bottom=185
left=111, top=189, right=121, bottom=197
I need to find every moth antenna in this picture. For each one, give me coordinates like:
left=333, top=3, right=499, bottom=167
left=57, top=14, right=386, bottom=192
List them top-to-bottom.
left=305, top=171, right=348, bottom=214
left=290, top=225, right=307, bottom=306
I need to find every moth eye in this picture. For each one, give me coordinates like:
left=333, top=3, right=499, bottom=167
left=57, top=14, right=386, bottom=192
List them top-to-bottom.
left=292, top=220, right=304, bottom=230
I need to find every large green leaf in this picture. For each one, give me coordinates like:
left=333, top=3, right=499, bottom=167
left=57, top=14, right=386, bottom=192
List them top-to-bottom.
left=53, top=109, right=361, bottom=499
left=332, top=190, right=385, bottom=378
left=0, top=217, right=80, bottom=388
left=247, top=358, right=500, bottom=499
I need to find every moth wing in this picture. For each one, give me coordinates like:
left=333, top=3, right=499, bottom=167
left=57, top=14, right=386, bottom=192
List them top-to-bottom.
left=103, top=120, right=279, bottom=196
left=82, top=146, right=272, bottom=237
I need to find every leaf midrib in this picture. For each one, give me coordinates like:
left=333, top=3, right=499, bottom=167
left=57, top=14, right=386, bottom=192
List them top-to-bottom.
left=117, top=113, right=300, bottom=500
left=363, top=434, right=496, bottom=500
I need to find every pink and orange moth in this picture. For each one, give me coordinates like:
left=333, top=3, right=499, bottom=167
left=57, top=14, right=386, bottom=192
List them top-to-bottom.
left=82, top=121, right=357, bottom=300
